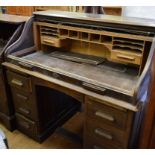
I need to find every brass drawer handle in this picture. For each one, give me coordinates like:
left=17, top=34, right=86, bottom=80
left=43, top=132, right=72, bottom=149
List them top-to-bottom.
left=116, top=54, right=135, bottom=61
left=18, top=62, right=34, bottom=70
left=52, top=72, right=61, bottom=79
left=11, top=79, right=23, bottom=87
left=83, top=82, right=106, bottom=93
left=16, top=94, right=28, bottom=101
left=19, top=107, right=30, bottom=114
left=95, top=111, right=115, bottom=122
left=20, top=122, right=30, bottom=129
left=94, top=128, right=113, bottom=140
left=93, top=145, right=102, bottom=149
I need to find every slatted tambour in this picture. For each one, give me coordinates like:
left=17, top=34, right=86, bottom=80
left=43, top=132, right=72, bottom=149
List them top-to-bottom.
left=50, top=51, right=105, bottom=65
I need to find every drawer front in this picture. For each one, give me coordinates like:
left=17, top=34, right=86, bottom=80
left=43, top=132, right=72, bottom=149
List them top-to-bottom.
left=41, top=36, right=61, bottom=47
left=111, top=50, right=142, bottom=65
left=7, top=70, right=32, bottom=92
left=12, top=88, right=38, bottom=120
left=86, top=96, right=128, bottom=129
left=16, top=113, right=37, bottom=137
left=85, top=118, right=129, bottom=148
left=84, top=133, right=121, bottom=149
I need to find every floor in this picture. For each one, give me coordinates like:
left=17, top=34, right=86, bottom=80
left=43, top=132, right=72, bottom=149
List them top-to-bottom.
left=0, top=112, right=83, bottom=149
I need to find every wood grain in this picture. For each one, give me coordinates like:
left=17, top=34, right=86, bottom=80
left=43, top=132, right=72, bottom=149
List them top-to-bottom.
left=0, top=14, right=30, bottom=23
left=2, top=62, right=139, bottom=112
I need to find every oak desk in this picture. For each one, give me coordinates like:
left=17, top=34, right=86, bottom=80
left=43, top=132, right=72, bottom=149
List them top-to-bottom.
left=2, top=11, right=155, bottom=148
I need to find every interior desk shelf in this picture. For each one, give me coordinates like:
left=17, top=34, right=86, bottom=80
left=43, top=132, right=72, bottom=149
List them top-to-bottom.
left=36, top=21, right=153, bottom=75
left=59, top=28, right=112, bottom=46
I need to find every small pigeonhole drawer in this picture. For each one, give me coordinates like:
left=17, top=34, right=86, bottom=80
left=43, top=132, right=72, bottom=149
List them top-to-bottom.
left=41, top=36, right=62, bottom=48
left=111, top=50, right=142, bottom=65
left=7, top=70, right=32, bottom=92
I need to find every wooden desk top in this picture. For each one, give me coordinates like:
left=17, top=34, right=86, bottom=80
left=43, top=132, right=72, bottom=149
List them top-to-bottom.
left=0, top=14, right=30, bottom=24
left=20, top=51, right=138, bottom=96
left=2, top=61, right=139, bottom=112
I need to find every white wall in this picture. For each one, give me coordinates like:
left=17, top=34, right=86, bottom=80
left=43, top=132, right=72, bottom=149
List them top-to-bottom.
left=122, top=6, right=155, bottom=20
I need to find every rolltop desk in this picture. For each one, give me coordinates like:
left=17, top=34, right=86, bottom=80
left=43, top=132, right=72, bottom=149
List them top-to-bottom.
left=2, top=11, right=155, bottom=148
left=0, top=14, right=31, bottom=130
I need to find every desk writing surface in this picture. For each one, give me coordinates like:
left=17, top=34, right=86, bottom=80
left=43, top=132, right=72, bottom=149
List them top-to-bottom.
left=21, top=51, right=138, bottom=96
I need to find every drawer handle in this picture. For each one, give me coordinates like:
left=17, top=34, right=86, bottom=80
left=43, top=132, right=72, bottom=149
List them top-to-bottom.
left=117, top=54, right=135, bottom=61
left=18, top=62, right=34, bottom=70
left=52, top=72, right=61, bottom=79
left=11, top=79, right=23, bottom=87
left=83, top=82, right=106, bottom=93
left=17, top=94, right=28, bottom=101
left=19, top=107, right=30, bottom=114
left=95, top=111, right=115, bottom=122
left=20, top=122, right=30, bottom=129
left=94, top=128, right=113, bottom=140
left=93, top=145, right=102, bottom=149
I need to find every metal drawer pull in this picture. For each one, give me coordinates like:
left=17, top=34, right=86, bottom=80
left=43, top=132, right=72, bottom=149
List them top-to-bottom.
left=117, top=54, right=135, bottom=61
left=18, top=62, right=34, bottom=70
left=52, top=72, right=61, bottom=79
left=11, top=79, right=23, bottom=87
left=83, top=82, right=106, bottom=92
left=17, top=94, right=28, bottom=101
left=19, top=107, right=30, bottom=114
left=95, top=111, right=115, bottom=122
left=20, top=122, right=30, bottom=129
left=95, top=129, right=113, bottom=140
left=93, top=145, right=102, bottom=149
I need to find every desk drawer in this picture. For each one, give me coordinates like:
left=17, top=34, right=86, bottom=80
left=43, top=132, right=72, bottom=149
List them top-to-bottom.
left=41, top=36, right=61, bottom=48
left=111, top=50, right=142, bottom=65
left=7, top=70, right=32, bottom=92
left=12, top=88, right=38, bottom=120
left=86, top=96, right=128, bottom=129
left=16, top=113, right=37, bottom=138
left=85, top=118, right=129, bottom=148
left=84, top=133, right=121, bottom=149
